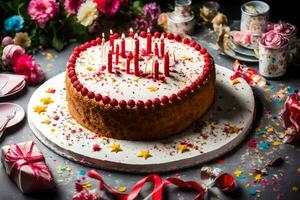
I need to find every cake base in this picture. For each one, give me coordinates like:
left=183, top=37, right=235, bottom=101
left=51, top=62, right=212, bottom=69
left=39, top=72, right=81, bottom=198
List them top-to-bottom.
left=28, top=65, right=255, bottom=173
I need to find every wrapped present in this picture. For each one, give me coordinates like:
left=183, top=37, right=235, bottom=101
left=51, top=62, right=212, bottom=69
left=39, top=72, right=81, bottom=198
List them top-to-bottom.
left=1, top=141, right=55, bottom=193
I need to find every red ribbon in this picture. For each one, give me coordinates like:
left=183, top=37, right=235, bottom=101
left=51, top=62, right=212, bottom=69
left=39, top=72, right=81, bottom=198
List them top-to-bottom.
left=230, top=60, right=263, bottom=86
left=5, top=142, right=53, bottom=189
left=87, top=170, right=234, bottom=200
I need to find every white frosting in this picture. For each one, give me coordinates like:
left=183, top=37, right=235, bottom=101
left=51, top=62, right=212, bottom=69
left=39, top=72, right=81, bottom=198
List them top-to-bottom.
left=75, top=37, right=205, bottom=101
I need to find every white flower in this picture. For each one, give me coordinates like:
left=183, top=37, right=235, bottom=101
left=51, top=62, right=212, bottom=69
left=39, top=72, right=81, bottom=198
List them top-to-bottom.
left=77, top=0, right=99, bottom=27
left=13, top=32, right=31, bottom=48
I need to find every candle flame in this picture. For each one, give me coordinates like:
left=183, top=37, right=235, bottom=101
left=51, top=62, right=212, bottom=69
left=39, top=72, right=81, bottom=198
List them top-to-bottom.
left=129, top=27, right=133, bottom=32
left=147, top=28, right=150, bottom=33
left=110, top=29, right=113, bottom=35
left=102, top=32, right=105, bottom=38
left=121, top=33, right=125, bottom=39
left=134, top=33, right=138, bottom=39
left=160, top=34, right=164, bottom=40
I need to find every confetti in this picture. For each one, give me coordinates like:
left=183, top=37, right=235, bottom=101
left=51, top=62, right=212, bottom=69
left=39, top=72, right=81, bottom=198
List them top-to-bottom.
left=34, top=105, right=47, bottom=114
left=248, top=139, right=257, bottom=148
left=259, top=142, right=270, bottom=150
left=109, top=143, right=122, bottom=153
left=177, top=144, right=189, bottom=153
left=233, top=169, right=242, bottom=177
left=118, top=186, right=127, bottom=192
left=248, top=188, right=257, bottom=196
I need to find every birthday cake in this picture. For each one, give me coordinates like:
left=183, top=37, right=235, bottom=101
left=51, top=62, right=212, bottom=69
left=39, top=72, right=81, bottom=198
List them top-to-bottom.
left=65, top=31, right=215, bottom=140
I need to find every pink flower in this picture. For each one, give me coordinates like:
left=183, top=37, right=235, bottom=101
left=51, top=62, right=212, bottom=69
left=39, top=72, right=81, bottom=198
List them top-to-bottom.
left=28, top=0, right=59, bottom=28
left=64, top=0, right=83, bottom=14
left=94, top=0, right=120, bottom=16
left=2, top=36, right=14, bottom=46
left=2, top=44, right=25, bottom=65
left=12, top=54, right=45, bottom=85
left=281, top=92, right=300, bottom=143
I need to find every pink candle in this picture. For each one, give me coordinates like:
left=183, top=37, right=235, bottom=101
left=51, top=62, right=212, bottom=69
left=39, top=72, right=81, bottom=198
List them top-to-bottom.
left=147, top=28, right=152, bottom=54
left=109, top=30, right=114, bottom=53
left=121, top=33, right=126, bottom=58
left=134, top=34, right=139, bottom=57
left=160, top=37, right=165, bottom=58
left=154, top=43, right=159, bottom=57
left=115, top=44, right=119, bottom=65
left=108, top=49, right=113, bottom=73
left=164, top=51, right=169, bottom=77
left=134, top=53, right=139, bottom=76
left=154, top=59, right=159, bottom=80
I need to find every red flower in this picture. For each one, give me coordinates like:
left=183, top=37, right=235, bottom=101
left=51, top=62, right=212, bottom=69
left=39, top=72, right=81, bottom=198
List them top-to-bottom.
left=94, top=0, right=120, bottom=16
left=12, top=54, right=45, bottom=85
left=281, top=92, right=300, bottom=143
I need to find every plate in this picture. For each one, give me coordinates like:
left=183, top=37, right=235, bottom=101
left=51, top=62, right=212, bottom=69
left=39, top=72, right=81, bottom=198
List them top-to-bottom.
left=227, top=38, right=257, bottom=57
left=222, top=46, right=259, bottom=63
left=28, top=65, right=255, bottom=173
left=0, top=80, right=26, bottom=98
left=0, top=103, right=25, bottom=128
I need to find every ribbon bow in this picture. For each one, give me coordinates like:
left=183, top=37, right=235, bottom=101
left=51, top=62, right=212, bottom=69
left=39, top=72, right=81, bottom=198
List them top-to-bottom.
left=230, top=60, right=264, bottom=86
left=5, top=142, right=53, bottom=187
left=87, top=168, right=234, bottom=200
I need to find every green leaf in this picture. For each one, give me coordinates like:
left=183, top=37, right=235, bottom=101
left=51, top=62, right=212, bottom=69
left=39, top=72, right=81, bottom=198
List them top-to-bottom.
left=132, top=1, right=143, bottom=16
left=39, top=34, right=49, bottom=46
left=52, top=35, right=66, bottom=51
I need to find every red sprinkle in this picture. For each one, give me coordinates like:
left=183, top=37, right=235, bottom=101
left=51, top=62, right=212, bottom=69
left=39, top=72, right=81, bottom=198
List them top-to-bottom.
left=140, top=31, right=147, bottom=38
left=154, top=32, right=161, bottom=38
left=167, top=33, right=174, bottom=40
left=175, top=34, right=181, bottom=42
left=183, top=38, right=190, bottom=44
left=194, top=44, right=201, bottom=51
left=200, top=48, right=207, bottom=54
left=76, top=84, right=83, bottom=91
left=81, top=87, right=88, bottom=96
left=87, top=91, right=95, bottom=99
left=95, top=93, right=102, bottom=101
left=170, top=94, right=177, bottom=102
left=102, top=96, right=111, bottom=104
left=161, top=96, right=169, bottom=104
left=110, top=98, right=118, bottom=107
left=153, top=98, right=161, bottom=106
left=128, top=99, right=136, bottom=108
left=119, top=100, right=127, bottom=108
left=136, top=100, right=145, bottom=109
left=145, top=100, right=153, bottom=108
left=93, top=144, right=101, bottom=152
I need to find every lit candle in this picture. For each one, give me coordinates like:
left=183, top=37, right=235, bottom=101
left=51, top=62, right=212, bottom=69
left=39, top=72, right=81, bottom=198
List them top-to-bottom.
left=129, top=27, right=134, bottom=38
left=147, top=28, right=152, bottom=55
left=109, top=30, right=114, bottom=53
left=101, top=32, right=105, bottom=45
left=101, top=33, right=105, bottom=66
left=121, top=33, right=126, bottom=58
left=134, top=34, right=139, bottom=57
left=160, top=35, right=165, bottom=58
left=154, top=42, right=159, bottom=57
left=115, top=44, right=119, bottom=65
left=108, top=49, right=113, bottom=73
left=126, top=51, right=133, bottom=74
left=164, top=51, right=169, bottom=77
left=134, top=54, right=139, bottom=76
left=154, top=58, right=159, bottom=80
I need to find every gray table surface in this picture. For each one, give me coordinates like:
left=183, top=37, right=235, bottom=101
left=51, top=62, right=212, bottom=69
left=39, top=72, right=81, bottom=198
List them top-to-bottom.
left=1, top=24, right=300, bottom=200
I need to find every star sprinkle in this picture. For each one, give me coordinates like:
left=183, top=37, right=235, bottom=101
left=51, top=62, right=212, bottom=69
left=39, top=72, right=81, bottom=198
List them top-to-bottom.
left=86, top=66, right=94, bottom=71
left=231, top=79, right=240, bottom=85
left=146, top=87, right=159, bottom=92
left=40, top=97, right=54, bottom=105
left=34, top=105, right=47, bottom=114
left=41, top=119, right=51, bottom=125
left=272, top=141, right=282, bottom=146
left=109, top=143, right=122, bottom=153
left=177, top=144, right=189, bottom=153
left=137, top=150, right=152, bottom=159
left=233, top=169, right=242, bottom=177
left=255, top=174, right=262, bottom=182
left=81, top=182, right=92, bottom=189
left=118, top=186, right=127, bottom=192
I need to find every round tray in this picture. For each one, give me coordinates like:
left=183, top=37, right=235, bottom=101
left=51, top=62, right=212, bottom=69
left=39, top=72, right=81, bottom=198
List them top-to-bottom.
left=28, top=65, right=255, bottom=173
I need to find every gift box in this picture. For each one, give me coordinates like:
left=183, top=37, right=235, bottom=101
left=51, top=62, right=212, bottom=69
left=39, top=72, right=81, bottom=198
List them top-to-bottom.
left=1, top=141, right=55, bottom=193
